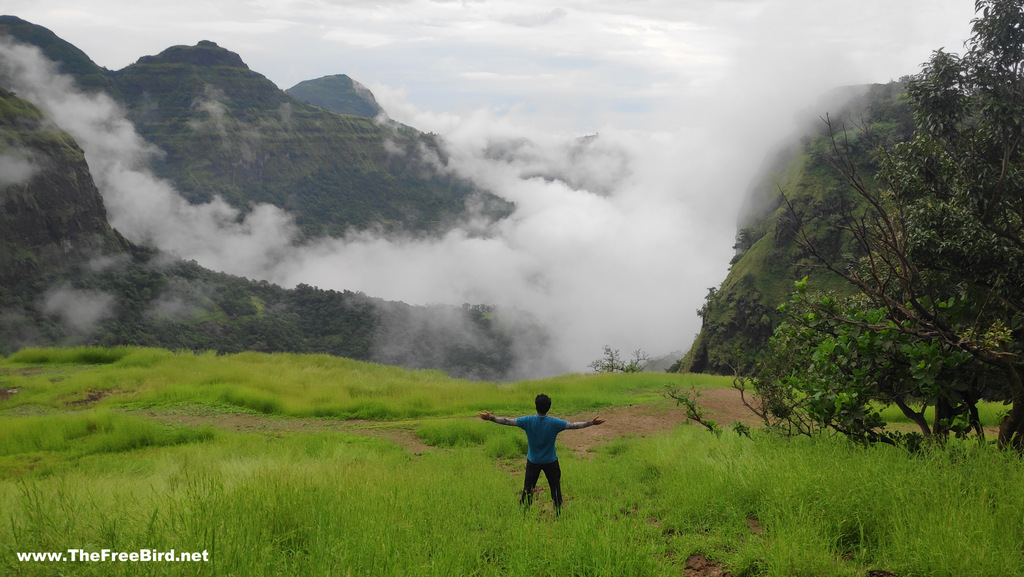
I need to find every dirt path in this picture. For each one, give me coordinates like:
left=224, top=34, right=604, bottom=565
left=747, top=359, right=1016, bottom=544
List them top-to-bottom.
left=140, top=387, right=762, bottom=456
left=559, top=387, right=763, bottom=456
left=143, top=410, right=435, bottom=454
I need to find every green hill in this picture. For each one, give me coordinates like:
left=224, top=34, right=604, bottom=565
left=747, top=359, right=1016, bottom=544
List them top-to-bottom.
left=286, top=74, right=383, bottom=118
left=676, top=82, right=915, bottom=375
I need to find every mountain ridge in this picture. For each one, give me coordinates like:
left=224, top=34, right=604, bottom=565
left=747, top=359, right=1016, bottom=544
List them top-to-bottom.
left=0, top=15, right=512, bottom=239
left=0, top=17, right=542, bottom=380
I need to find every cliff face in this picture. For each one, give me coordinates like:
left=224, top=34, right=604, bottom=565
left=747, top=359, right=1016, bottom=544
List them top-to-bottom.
left=676, top=82, right=915, bottom=375
left=0, top=87, right=129, bottom=284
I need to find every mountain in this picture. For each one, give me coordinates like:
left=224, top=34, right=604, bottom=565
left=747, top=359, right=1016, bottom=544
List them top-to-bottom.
left=0, top=15, right=117, bottom=96
left=0, top=16, right=511, bottom=239
left=0, top=19, right=544, bottom=380
left=109, top=41, right=511, bottom=238
left=286, top=74, right=383, bottom=118
left=675, top=82, right=914, bottom=375
left=0, top=86, right=130, bottom=284
left=0, top=88, right=537, bottom=380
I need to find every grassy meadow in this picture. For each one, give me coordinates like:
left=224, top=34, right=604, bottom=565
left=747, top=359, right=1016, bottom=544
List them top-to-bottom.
left=2, top=347, right=1023, bottom=576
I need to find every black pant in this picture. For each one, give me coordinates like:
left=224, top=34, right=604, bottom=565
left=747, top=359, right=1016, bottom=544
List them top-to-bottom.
left=521, top=459, right=562, bottom=512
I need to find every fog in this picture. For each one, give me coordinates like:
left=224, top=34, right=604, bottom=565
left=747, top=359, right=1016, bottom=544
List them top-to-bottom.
left=0, top=1, right=977, bottom=374
left=0, top=149, right=39, bottom=186
left=41, top=284, right=116, bottom=337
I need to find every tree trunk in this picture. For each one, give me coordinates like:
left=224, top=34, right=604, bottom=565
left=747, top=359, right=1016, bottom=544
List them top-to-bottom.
left=996, top=361, right=1024, bottom=451
left=893, top=397, right=930, bottom=437
left=932, top=397, right=952, bottom=440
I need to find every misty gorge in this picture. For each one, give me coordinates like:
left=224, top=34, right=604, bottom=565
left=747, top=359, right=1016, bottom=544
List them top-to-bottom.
left=0, top=11, right=973, bottom=382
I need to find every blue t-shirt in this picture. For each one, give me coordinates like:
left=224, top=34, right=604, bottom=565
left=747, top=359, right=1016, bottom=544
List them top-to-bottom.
left=515, top=414, right=568, bottom=464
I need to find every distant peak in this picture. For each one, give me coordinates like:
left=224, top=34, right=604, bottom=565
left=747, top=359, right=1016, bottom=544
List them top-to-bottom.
left=134, top=41, right=249, bottom=69
left=286, top=74, right=383, bottom=118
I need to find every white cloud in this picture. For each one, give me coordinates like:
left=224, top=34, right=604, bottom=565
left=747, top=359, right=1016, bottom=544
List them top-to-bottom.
left=0, top=38, right=302, bottom=279
left=0, top=151, right=40, bottom=186
left=41, top=284, right=115, bottom=336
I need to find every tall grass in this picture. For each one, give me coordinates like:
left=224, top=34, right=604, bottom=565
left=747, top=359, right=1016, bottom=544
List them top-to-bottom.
left=1, top=347, right=720, bottom=419
left=4, top=347, right=1024, bottom=576
left=0, top=410, right=214, bottom=457
left=416, top=418, right=529, bottom=458
left=3, top=425, right=1024, bottom=576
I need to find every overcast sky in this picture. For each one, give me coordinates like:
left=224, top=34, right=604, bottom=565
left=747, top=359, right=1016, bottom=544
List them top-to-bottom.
left=3, top=1, right=980, bottom=374
left=7, top=1, right=976, bottom=132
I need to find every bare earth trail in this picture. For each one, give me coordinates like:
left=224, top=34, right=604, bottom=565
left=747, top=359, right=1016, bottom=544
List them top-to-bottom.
left=141, top=387, right=762, bottom=456
left=559, top=387, right=761, bottom=456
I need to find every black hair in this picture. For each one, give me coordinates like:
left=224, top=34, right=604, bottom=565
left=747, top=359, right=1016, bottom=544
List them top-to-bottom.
left=535, top=393, right=551, bottom=415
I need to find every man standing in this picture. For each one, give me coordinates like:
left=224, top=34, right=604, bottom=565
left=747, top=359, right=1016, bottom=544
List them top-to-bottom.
left=478, top=394, right=605, bottom=515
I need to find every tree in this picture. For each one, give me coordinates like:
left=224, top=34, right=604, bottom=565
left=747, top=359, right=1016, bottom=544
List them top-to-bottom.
left=757, top=0, right=1024, bottom=449
left=588, top=345, right=649, bottom=373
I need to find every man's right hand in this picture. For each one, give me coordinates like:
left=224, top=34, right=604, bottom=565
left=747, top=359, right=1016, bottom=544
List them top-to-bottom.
left=477, top=411, right=493, bottom=421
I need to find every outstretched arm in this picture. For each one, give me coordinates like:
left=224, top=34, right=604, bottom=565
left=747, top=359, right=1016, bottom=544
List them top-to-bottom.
left=478, top=411, right=518, bottom=426
left=565, top=417, right=606, bottom=430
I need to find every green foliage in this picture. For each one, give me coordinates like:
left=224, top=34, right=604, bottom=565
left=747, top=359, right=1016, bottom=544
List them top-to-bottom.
left=746, top=2, right=1024, bottom=450
left=753, top=281, right=990, bottom=444
left=588, top=345, right=650, bottom=373
left=664, top=385, right=723, bottom=437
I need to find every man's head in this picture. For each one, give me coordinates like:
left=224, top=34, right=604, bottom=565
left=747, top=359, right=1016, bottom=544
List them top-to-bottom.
left=535, top=394, right=551, bottom=415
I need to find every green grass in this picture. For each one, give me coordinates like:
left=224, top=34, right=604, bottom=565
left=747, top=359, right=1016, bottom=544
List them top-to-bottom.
left=0, top=347, right=717, bottom=419
left=3, top=347, right=1024, bottom=576
left=0, top=410, right=214, bottom=457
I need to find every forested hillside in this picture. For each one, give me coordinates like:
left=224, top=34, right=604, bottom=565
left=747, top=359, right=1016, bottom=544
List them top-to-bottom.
left=0, top=16, right=511, bottom=239
left=0, top=21, right=541, bottom=381
left=676, top=82, right=914, bottom=375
